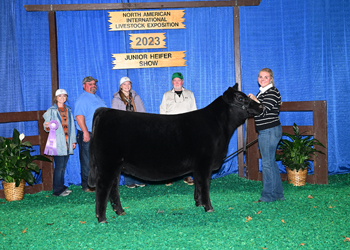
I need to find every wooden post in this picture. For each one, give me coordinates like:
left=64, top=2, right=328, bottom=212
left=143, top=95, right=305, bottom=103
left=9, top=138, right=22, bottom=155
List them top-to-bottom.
left=233, top=6, right=244, bottom=177
left=49, top=11, right=59, bottom=102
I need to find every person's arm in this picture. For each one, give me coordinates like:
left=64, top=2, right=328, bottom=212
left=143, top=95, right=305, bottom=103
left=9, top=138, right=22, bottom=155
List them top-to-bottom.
left=254, top=89, right=280, bottom=117
left=190, top=92, right=197, bottom=111
left=111, top=93, right=119, bottom=110
left=248, top=93, right=260, bottom=103
left=159, top=94, right=167, bottom=114
left=134, top=95, right=146, bottom=113
left=42, top=109, right=52, bottom=132
left=69, top=109, right=77, bottom=149
left=76, top=115, right=90, bottom=142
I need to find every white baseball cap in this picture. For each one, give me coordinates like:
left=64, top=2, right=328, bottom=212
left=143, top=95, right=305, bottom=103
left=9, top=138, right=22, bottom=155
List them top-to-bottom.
left=120, top=76, right=132, bottom=86
left=55, top=89, right=68, bottom=96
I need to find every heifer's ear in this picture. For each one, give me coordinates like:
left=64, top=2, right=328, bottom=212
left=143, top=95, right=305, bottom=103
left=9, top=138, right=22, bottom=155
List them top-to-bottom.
left=233, top=83, right=238, bottom=90
left=222, top=87, right=234, bottom=103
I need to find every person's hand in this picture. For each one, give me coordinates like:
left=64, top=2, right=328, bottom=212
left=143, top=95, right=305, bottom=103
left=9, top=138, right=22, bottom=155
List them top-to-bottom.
left=248, top=93, right=259, bottom=103
left=44, top=122, right=50, bottom=129
left=83, top=132, right=90, bottom=142
left=73, top=143, right=77, bottom=149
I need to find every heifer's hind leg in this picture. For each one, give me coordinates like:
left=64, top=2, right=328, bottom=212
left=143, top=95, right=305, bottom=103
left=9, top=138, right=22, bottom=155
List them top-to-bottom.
left=95, top=167, right=122, bottom=223
left=193, top=170, right=214, bottom=212
left=109, top=174, right=125, bottom=216
left=95, top=176, right=111, bottom=223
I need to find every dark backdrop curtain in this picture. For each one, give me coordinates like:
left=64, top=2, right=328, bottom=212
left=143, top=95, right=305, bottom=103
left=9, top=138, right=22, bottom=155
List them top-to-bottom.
left=1, top=0, right=349, bottom=188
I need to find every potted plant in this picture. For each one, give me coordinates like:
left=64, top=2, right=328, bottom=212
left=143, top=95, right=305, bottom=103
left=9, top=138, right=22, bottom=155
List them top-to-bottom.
left=276, top=123, right=326, bottom=186
left=0, top=128, right=51, bottom=201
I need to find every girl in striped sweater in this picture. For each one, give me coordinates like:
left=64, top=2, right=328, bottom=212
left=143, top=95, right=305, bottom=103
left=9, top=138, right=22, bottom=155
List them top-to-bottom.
left=248, top=68, right=285, bottom=203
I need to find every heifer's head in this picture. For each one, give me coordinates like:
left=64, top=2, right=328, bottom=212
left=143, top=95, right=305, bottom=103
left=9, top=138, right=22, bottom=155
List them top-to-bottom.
left=222, top=84, right=263, bottom=117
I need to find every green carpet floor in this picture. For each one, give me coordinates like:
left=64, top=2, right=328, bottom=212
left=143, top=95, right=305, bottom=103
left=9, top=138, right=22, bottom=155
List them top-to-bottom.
left=1, top=174, right=350, bottom=249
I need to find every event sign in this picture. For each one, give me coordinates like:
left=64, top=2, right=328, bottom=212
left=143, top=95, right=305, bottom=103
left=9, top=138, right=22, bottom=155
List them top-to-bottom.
left=108, top=10, right=185, bottom=31
left=129, top=33, right=166, bottom=49
left=112, top=51, right=186, bottom=69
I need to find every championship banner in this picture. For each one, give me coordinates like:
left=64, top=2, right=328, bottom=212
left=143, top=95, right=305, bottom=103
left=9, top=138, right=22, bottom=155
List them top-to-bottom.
left=108, top=10, right=185, bottom=31
left=129, top=33, right=166, bottom=49
left=112, top=51, right=186, bottom=69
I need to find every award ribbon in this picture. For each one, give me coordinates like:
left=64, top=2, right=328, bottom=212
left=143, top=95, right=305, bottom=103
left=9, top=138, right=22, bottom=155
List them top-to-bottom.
left=44, top=120, right=59, bottom=156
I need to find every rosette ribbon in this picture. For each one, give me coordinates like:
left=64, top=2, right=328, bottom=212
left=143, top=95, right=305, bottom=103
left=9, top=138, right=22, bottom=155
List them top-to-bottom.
left=44, top=120, right=59, bottom=156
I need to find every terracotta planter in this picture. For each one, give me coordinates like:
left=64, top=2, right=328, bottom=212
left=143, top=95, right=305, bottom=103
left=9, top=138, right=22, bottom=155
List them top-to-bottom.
left=286, top=168, right=308, bottom=186
left=2, top=179, right=26, bottom=201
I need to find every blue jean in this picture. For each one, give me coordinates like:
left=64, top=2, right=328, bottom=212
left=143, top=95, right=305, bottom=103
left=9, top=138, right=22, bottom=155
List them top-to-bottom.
left=258, top=125, right=284, bottom=202
left=77, top=130, right=91, bottom=190
left=53, top=154, right=69, bottom=196
left=123, top=174, right=144, bottom=185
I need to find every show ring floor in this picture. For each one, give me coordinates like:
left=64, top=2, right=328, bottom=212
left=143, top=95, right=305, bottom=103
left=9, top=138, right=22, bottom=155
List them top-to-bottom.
left=1, top=174, right=350, bottom=249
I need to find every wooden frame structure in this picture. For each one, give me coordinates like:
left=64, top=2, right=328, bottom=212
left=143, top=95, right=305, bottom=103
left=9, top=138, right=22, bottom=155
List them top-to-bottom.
left=23, top=0, right=261, bottom=188
left=0, top=1, right=329, bottom=197
left=245, top=101, right=328, bottom=184
left=0, top=111, right=53, bottom=199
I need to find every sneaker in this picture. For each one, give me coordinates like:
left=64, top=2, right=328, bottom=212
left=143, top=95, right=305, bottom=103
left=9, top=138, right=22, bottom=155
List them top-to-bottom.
left=184, top=177, right=194, bottom=185
left=165, top=182, right=173, bottom=186
left=135, top=183, right=146, bottom=187
left=126, top=184, right=137, bottom=188
left=83, top=187, right=95, bottom=193
left=65, top=189, right=72, bottom=194
left=59, top=190, right=71, bottom=197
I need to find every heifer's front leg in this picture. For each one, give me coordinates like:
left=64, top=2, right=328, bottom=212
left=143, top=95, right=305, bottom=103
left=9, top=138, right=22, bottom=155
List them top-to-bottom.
left=193, top=171, right=214, bottom=212
left=109, top=175, right=125, bottom=216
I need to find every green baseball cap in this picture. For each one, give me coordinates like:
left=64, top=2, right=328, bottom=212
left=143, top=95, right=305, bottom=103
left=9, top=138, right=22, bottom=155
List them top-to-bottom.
left=172, top=72, right=183, bottom=80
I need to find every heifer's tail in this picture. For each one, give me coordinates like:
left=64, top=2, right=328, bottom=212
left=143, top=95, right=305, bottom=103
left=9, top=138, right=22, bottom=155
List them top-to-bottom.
left=88, top=107, right=105, bottom=188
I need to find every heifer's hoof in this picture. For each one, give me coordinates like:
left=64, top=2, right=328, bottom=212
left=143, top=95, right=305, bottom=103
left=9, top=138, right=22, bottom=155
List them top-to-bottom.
left=195, top=201, right=204, bottom=207
left=204, top=207, right=215, bottom=212
left=114, top=209, right=126, bottom=216
left=115, top=211, right=126, bottom=216
left=97, top=217, right=108, bottom=223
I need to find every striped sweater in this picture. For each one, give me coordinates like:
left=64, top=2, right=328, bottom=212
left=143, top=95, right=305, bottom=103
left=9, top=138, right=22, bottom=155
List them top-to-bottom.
left=254, top=86, right=281, bottom=131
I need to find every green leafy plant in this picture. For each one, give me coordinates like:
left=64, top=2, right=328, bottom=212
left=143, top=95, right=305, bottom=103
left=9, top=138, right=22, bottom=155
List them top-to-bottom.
left=276, top=123, right=326, bottom=171
left=0, top=128, right=51, bottom=187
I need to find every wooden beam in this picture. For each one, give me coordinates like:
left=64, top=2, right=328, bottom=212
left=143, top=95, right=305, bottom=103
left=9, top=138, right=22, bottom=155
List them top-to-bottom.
left=24, top=1, right=261, bottom=12
left=233, top=6, right=244, bottom=177
left=49, top=11, right=59, bottom=101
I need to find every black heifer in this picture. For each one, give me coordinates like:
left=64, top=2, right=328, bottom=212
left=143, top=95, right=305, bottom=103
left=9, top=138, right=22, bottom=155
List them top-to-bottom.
left=89, top=84, right=262, bottom=223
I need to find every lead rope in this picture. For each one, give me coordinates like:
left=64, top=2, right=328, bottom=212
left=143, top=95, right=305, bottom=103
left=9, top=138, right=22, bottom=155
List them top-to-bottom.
left=222, top=119, right=258, bottom=161
left=243, top=119, right=248, bottom=174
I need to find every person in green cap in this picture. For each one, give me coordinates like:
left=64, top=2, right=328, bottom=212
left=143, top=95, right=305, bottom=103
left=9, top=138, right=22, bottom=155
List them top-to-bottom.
left=160, top=72, right=197, bottom=186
